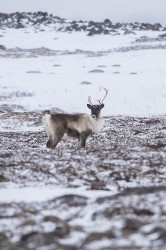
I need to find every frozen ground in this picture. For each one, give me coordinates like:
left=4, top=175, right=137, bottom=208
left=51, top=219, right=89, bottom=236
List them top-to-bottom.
left=0, top=14, right=166, bottom=249
left=0, top=25, right=166, bottom=116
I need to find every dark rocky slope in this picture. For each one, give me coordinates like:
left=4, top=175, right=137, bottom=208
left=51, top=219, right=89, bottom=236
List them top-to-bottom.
left=0, top=12, right=165, bottom=36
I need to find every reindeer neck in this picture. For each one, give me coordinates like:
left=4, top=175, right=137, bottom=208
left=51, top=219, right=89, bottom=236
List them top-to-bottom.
left=97, top=112, right=102, bottom=119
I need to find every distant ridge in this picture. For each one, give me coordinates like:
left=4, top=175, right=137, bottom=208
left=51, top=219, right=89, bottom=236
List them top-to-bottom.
left=0, top=12, right=165, bottom=36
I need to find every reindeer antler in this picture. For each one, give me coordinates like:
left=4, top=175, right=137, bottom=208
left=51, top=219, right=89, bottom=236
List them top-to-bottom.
left=97, top=88, right=109, bottom=105
left=88, top=96, right=93, bottom=105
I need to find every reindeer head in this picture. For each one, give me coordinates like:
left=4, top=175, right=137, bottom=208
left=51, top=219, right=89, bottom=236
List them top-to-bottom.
left=87, top=88, right=108, bottom=119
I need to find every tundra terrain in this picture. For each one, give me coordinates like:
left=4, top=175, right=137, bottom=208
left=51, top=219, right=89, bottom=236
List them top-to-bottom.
left=0, top=12, right=166, bottom=249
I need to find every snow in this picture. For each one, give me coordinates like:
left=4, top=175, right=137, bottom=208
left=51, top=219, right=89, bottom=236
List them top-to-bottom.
left=1, top=25, right=166, bottom=198
left=1, top=27, right=166, bottom=117
left=0, top=28, right=164, bottom=51
left=0, top=185, right=113, bottom=203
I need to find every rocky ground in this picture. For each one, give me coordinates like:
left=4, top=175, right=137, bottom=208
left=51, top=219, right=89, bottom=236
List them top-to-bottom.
left=0, top=12, right=166, bottom=36
left=1, top=108, right=166, bottom=249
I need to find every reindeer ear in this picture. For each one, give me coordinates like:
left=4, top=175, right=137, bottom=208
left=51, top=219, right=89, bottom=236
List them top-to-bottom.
left=87, top=104, right=92, bottom=109
left=100, top=104, right=104, bottom=109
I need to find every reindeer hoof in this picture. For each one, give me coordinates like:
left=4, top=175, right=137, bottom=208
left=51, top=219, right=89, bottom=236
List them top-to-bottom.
left=46, top=140, right=51, bottom=148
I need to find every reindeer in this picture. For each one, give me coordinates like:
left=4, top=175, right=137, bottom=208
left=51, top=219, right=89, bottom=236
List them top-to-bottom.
left=42, top=88, right=108, bottom=149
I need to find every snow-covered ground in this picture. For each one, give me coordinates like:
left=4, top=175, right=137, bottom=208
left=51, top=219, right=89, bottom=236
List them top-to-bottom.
left=1, top=20, right=166, bottom=249
left=0, top=27, right=166, bottom=117
left=0, top=184, right=112, bottom=202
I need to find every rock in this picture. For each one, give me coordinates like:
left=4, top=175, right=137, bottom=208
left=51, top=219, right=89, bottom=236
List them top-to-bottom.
left=103, top=19, right=112, bottom=27
left=88, top=20, right=95, bottom=27
left=87, top=21, right=110, bottom=36
left=16, top=23, right=25, bottom=29
left=113, top=23, right=122, bottom=29
left=140, top=23, right=161, bottom=31
left=140, top=23, right=152, bottom=30
left=154, top=23, right=162, bottom=29
left=87, top=26, right=103, bottom=36
left=87, top=30, right=94, bottom=36
left=158, top=33, right=166, bottom=38
left=0, top=44, right=6, bottom=50
left=53, top=64, right=61, bottom=67
left=112, top=64, right=121, bottom=67
left=97, top=65, right=107, bottom=68
left=89, top=69, right=104, bottom=73
left=26, top=71, right=41, bottom=74
left=80, top=81, right=93, bottom=85
left=0, top=175, right=9, bottom=182
left=97, top=186, right=166, bottom=203
left=52, top=195, right=87, bottom=207
left=123, top=218, right=147, bottom=232
left=54, top=225, right=70, bottom=237
left=83, top=231, right=115, bottom=246
left=0, top=232, right=7, bottom=241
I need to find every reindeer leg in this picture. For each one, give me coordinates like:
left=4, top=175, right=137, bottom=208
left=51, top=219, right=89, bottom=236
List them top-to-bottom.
left=50, top=129, right=66, bottom=149
left=46, top=131, right=64, bottom=149
left=78, top=131, right=91, bottom=149
left=46, top=134, right=53, bottom=148
left=50, top=135, right=62, bottom=149
left=50, top=137, right=62, bottom=149
left=46, top=139, right=52, bottom=148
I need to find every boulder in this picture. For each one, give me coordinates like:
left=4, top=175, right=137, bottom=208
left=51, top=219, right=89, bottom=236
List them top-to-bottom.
left=103, top=19, right=112, bottom=27
left=158, top=33, right=166, bottom=38
left=0, top=44, right=6, bottom=50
